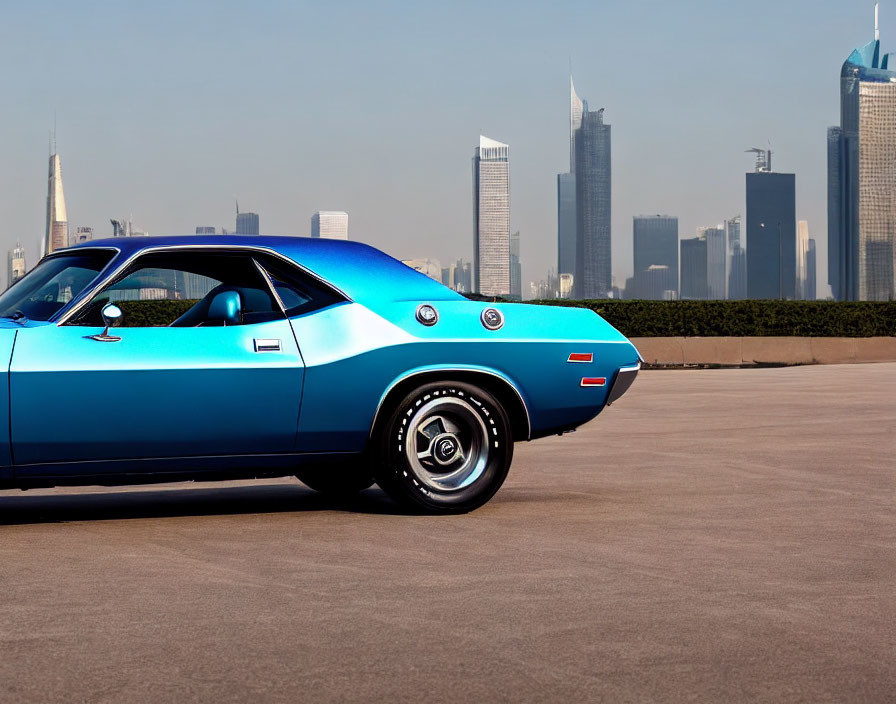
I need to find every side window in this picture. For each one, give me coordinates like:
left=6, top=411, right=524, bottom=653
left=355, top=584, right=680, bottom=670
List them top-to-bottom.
left=69, top=251, right=284, bottom=328
left=256, top=256, right=346, bottom=317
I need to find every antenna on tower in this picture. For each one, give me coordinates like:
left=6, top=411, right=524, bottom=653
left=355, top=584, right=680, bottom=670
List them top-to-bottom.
left=876, top=1, right=880, bottom=41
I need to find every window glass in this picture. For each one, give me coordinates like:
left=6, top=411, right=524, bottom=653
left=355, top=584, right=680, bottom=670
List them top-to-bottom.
left=0, top=250, right=114, bottom=321
left=70, top=251, right=283, bottom=327
left=256, top=255, right=345, bottom=317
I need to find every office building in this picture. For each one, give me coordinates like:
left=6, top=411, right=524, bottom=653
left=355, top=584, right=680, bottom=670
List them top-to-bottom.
left=829, top=6, right=896, bottom=300
left=557, top=76, right=584, bottom=281
left=575, top=105, right=612, bottom=298
left=473, top=135, right=510, bottom=296
left=44, top=151, right=68, bottom=256
left=746, top=151, right=796, bottom=299
left=235, top=207, right=259, bottom=235
left=311, top=211, right=349, bottom=240
left=632, top=215, right=678, bottom=299
left=726, top=216, right=746, bottom=299
left=797, top=220, right=811, bottom=299
left=195, top=226, right=216, bottom=235
left=703, top=226, right=727, bottom=299
left=71, top=227, right=93, bottom=245
left=510, top=230, right=522, bottom=300
left=680, top=235, right=708, bottom=300
left=806, top=239, right=817, bottom=300
left=8, top=243, right=25, bottom=289
left=441, top=258, right=472, bottom=293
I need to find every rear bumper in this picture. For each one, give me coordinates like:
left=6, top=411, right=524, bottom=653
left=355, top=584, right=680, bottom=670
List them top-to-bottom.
left=606, top=363, right=640, bottom=406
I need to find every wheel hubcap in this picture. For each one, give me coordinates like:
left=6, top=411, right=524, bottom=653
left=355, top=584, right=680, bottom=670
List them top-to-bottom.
left=406, top=397, right=490, bottom=492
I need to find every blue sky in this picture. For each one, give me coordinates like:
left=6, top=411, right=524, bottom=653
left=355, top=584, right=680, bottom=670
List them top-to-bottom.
left=0, top=0, right=880, bottom=294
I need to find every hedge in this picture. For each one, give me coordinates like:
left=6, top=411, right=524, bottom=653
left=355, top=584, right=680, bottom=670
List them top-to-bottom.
left=113, top=297, right=896, bottom=337
left=526, top=299, right=896, bottom=337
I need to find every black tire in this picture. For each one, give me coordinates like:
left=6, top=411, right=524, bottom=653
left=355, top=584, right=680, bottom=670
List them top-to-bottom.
left=375, top=381, right=513, bottom=514
left=296, top=462, right=375, bottom=496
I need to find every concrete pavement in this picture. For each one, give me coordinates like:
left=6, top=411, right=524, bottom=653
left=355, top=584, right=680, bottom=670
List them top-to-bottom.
left=0, top=363, right=894, bottom=702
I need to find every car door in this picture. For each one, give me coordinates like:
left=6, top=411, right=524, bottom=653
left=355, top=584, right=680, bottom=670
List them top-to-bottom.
left=9, top=249, right=305, bottom=472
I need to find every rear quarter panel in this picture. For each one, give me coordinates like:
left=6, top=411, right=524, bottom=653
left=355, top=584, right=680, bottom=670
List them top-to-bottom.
left=290, top=300, right=639, bottom=451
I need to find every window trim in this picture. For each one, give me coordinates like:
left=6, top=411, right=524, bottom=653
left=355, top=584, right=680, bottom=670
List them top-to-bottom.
left=56, top=244, right=350, bottom=327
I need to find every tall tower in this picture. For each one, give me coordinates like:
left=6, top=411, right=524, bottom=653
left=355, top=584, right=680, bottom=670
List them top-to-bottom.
left=828, top=3, right=896, bottom=300
left=558, top=76, right=584, bottom=281
left=575, top=106, right=612, bottom=298
left=473, top=135, right=510, bottom=296
left=44, top=147, right=68, bottom=256
left=746, top=149, right=796, bottom=299
left=235, top=202, right=260, bottom=235
left=7, top=242, right=26, bottom=289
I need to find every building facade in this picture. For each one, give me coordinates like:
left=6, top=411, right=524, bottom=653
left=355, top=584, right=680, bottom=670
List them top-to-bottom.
left=829, top=20, right=896, bottom=300
left=557, top=77, right=584, bottom=283
left=575, top=106, right=611, bottom=298
left=473, top=135, right=510, bottom=296
left=44, top=153, right=68, bottom=256
left=746, top=170, right=796, bottom=299
left=235, top=211, right=259, bottom=235
left=311, top=211, right=349, bottom=240
left=632, top=215, right=678, bottom=299
left=726, top=216, right=746, bottom=299
left=195, top=226, right=216, bottom=235
left=703, top=226, right=727, bottom=299
left=510, top=230, right=522, bottom=300
left=680, top=235, right=708, bottom=300
left=806, top=239, right=817, bottom=300
left=7, top=243, right=25, bottom=289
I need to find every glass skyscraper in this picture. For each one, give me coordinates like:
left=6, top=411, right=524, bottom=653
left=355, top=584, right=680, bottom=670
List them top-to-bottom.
left=828, top=14, right=896, bottom=300
left=557, top=77, right=583, bottom=283
left=575, top=106, right=611, bottom=298
left=473, top=135, right=510, bottom=296
left=44, top=152, right=67, bottom=256
left=746, top=170, right=796, bottom=299
left=235, top=210, right=259, bottom=235
left=632, top=215, right=678, bottom=299
left=703, top=226, right=727, bottom=300
left=680, top=236, right=707, bottom=300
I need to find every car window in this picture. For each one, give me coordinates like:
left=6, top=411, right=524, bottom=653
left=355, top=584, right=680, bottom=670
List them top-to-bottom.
left=0, top=250, right=114, bottom=322
left=68, top=251, right=284, bottom=328
left=255, top=255, right=346, bottom=317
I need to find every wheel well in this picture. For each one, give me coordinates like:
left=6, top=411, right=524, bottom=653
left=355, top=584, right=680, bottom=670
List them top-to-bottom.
left=371, top=371, right=531, bottom=443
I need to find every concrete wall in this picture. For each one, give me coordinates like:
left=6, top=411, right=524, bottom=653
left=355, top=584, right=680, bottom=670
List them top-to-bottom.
left=631, top=337, right=896, bottom=366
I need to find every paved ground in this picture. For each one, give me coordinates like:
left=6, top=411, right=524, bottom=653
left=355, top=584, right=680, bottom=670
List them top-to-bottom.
left=0, top=364, right=894, bottom=703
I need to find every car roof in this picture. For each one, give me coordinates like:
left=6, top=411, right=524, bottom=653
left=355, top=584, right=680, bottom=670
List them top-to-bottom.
left=68, top=235, right=464, bottom=304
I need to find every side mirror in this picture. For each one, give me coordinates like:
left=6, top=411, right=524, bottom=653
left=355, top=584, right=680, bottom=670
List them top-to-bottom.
left=89, top=303, right=123, bottom=342
left=102, top=303, right=123, bottom=329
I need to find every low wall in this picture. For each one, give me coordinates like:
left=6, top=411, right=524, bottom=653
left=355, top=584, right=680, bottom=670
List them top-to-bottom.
left=630, top=337, right=896, bottom=367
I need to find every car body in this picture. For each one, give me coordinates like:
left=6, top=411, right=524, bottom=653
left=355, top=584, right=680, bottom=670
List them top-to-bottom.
left=0, top=235, right=640, bottom=512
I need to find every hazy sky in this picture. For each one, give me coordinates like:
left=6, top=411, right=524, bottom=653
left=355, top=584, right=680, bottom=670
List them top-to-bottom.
left=0, top=0, right=881, bottom=295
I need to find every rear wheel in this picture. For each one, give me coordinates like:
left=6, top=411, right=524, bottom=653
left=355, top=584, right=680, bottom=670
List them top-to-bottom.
left=375, top=381, right=513, bottom=513
left=296, top=463, right=375, bottom=496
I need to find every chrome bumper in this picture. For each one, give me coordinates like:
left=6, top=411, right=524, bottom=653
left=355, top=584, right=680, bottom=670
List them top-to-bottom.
left=606, top=363, right=640, bottom=406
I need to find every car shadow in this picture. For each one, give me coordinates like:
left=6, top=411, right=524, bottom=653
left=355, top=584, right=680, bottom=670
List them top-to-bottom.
left=0, top=482, right=411, bottom=525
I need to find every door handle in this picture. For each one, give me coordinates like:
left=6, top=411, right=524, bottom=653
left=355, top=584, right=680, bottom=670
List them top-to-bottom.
left=254, top=338, right=281, bottom=352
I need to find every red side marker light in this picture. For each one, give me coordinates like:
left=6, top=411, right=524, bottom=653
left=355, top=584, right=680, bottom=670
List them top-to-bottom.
left=567, top=353, right=593, bottom=363
left=580, top=377, right=606, bottom=387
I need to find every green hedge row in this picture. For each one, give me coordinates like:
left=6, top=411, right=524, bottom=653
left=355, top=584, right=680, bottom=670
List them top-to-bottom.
left=113, top=297, right=896, bottom=337
left=527, top=300, right=896, bottom=337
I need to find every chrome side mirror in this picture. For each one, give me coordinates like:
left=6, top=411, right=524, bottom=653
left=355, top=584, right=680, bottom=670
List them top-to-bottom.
left=89, top=303, right=123, bottom=342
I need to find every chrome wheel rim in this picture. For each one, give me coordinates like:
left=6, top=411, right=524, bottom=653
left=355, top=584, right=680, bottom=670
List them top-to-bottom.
left=406, top=397, right=490, bottom=492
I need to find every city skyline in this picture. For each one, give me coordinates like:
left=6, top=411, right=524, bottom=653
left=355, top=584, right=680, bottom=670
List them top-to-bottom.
left=1, top=1, right=885, bottom=296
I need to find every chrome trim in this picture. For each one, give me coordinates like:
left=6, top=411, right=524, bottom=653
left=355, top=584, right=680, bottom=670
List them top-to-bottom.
left=56, top=243, right=352, bottom=327
left=415, top=303, right=439, bottom=326
left=480, top=307, right=504, bottom=331
left=254, top=338, right=282, bottom=352
left=606, top=363, right=640, bottom=406
left=369, top=367, right=532, bottom=441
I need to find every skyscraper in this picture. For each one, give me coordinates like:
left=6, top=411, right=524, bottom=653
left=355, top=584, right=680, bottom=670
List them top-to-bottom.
left=829, top=4, right=896, bottom=300
left=557, top=77, right=584, bottom=283
left=575, top=105, right=611, bottom=298
left=473, top=135, right=510, bottom=296
left=44, top=151, right=68, bottom=256
left=746, top=152, right=796, bottom=299
left=235, top=205, right=259, bottom=235
left=311, top=211, right=349, bottom=239
left=632, top=215, right=678, bottom=299
left=726, top=216, right=746, bottom=299
left=797, top=220, right=811, bottom=299
left=195, top=226, right=216, bottom=235
left=703, top=226, right=727, bottom=300
left=72, top=227, right=93, bottom=245
left=510, top=230, right=522, bottom=300
left=680, top=235, right=708, bottom=300
left=806, top=239, right=817, bottom=300
left=7, top=243, right=25, bottom=289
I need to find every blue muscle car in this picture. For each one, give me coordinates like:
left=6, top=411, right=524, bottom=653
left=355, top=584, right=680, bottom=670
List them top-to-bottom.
left=0, top=236, right=640, bottom=513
